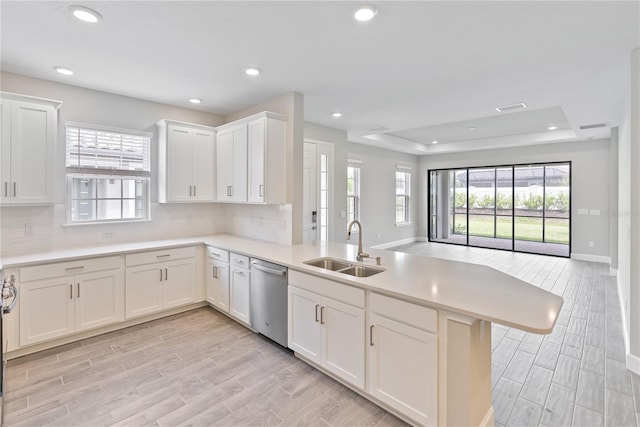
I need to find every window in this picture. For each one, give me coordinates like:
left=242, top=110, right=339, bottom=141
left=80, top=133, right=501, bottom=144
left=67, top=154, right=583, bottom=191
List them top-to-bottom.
left=65, top=122, right=151, bottom=223
left=347, top=160, right=361, bottom=224
left=395, top=169, right=411, bottom=224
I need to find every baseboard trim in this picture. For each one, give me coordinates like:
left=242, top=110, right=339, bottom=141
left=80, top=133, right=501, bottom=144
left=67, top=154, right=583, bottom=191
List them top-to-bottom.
left=371, top=237, right=419, bottom=250
left=570, top=253, right=611, bottom=264
left=627, top=353, right=640, bottom=376
left=479, top=406, right=495, bottom=427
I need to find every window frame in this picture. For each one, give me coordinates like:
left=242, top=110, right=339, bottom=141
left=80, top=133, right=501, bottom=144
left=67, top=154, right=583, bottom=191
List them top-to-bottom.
left=65, top=122, right=152, bottom=225
left=347, top=159, right=361, bottom=226
left=395, top=168, right=412, bottom=225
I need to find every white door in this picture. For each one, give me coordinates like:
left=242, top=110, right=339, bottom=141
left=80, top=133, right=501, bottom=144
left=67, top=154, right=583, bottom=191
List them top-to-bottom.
left=0, top=100, right=11, bottom=204
left=10, top=101, right=54, bottom=204
left=247, top=119, right=265, bottom=203
left=231, top=125, right=248, bottom=202
left=167, top=126, right=193, bottom=202
left=216, top=128, right=234, bottom=201
left=191, top=130, right=215, bottom=201
left=303, top=142, right=318, bottom=242
left=163, top=258, right=196, bottom=309
left=206, top=260, right=230, bottom=312
left=125, top=264, right=163, bottom=319
left=229, top=267, right=251, bottom=325
left=75, top=269, right=124, bottom=332
left=20, top=277, right=75, bottom=346
left=288, top=286, right=322, bottom=363
left=322, top=297, right=365, bottom=389
left=367, top=313, right=438, bottom=427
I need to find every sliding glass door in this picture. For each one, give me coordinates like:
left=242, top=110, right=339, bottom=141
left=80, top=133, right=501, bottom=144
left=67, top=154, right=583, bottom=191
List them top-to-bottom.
left=429, top=162, right=570, bottom=257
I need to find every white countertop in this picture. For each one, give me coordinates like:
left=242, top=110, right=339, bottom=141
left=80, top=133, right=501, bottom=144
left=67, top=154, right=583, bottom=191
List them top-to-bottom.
left=1, top=234, right=563, bottom=334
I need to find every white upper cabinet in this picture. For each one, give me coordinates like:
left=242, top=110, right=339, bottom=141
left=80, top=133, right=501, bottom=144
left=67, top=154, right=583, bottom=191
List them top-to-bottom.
left=1, top=92, right=61, bottom=205
left=217, top=112, right=287, bottom=204
left=157, top=120, right=215, bottom=203
left=216, top=123, right=247, bottom=202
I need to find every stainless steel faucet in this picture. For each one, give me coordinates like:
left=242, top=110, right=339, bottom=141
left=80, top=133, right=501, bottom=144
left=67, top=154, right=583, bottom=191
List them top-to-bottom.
left=347, top=220, right=371, bottom=262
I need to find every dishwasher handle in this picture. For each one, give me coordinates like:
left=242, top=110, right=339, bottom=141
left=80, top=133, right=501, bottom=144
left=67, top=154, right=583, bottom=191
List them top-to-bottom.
left=251, top=261, right=286, bottom=276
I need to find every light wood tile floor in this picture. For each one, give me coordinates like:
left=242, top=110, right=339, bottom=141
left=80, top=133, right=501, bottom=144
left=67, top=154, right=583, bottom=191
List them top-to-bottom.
left=393, top=241, right=640, bottom=427
left=5, top=308, right=408, bottom=427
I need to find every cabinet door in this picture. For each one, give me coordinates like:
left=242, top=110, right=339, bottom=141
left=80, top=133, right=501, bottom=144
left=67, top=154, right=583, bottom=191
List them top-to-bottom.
left=0, top=100, right=10, bottom=204
left=9, top=101, right=55, bottom=204
left=247, top=119, right=265, bottom=203
left=231, top=125, right=248, bottom=202
left=166, top=126, right=193, bottom=202
left=216, top=128, right=234, bottom=202
left=191, top=130, right=215, bottom=201
left=163, top=258, right=196, bottom=309
left=206, top=260, right=230, bottom=313
left=125, top=264, right=163, bottom=319
left=229, top=266, right=250, bottom=325
left=75, top=269, right=124, bottom=332
left=20, top=277, right=74, bottom=346
left=288, top=286, right=322, bottom=363
left=322, top=297, right=365, bottom=389
left=368, top=313, right=438, bottom=427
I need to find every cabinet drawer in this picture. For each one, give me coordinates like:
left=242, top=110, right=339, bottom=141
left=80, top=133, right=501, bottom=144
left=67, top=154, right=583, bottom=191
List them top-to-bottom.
left=126, top=246, right=196, bottom=267
left=207, top=246, right=229, bottom=263
left=230, top=253, right=249, bottom=269
left=20, top=256, right=123, bottom=282
left=289, top=270, right=364, bottom=308
left=369, top=292, right=437, bottom=333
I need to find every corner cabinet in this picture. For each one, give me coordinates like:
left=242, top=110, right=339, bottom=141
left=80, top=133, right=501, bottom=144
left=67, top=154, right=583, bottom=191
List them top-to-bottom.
left=0, top=92, right=62, bottom=206
left=217, top=112, right=287, bottom=204
left=157, top=120, right=216, bottom=203
left=19, top=256, right=124, bottom=347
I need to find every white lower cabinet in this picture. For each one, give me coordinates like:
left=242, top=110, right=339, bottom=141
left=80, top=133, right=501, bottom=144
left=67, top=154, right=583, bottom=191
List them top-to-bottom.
left=125, top=247, right=196, bottom=319
left=19, top=257, right=124, bottom=347
left=206, top=259, right=230, bottom=312
left=229, top=261, right=250, bottom=325
left=288, top=282, right=365, bottom=389
left=367, top=293, right=439, bottom=427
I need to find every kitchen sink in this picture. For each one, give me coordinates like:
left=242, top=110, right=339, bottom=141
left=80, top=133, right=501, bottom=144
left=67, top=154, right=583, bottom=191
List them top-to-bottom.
left=303, top=257, right=384, bottom=277
left=303, top=257, right=353, bottom=271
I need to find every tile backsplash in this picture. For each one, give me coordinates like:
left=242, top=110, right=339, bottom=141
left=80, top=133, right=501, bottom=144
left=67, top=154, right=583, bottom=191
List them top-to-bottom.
left=0, top=203, right=293, bottom=258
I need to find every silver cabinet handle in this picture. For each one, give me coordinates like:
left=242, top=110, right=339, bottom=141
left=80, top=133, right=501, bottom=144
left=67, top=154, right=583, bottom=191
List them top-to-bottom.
left=3, top=182, right=7, bottom=197
left=13, top=182, right=16, bottom=197
left=259, top=184, right=263, bottom=197
left=189, top=185, right=192, bottom=196
left=193, top=185, right=196, bottom=197
left=229, top=186, right=233, bottom=196
left=156, top=254, right=171, bottom=259
left=65, top=266, right=84, bottom=272
left=212, top=266, right=217, bottom=278
left=165, top=268, right=168, bottom=281
left=160, top=269, right=163, bottom=281
left=77, top=283, right=80, bottom=298
left=69, top=284, right=73, bottom=299
left=315, top=304, right=320, bottom=323
left=320, top=306, right=325, bottom=325
left=370, top=325, right=375, bottom=346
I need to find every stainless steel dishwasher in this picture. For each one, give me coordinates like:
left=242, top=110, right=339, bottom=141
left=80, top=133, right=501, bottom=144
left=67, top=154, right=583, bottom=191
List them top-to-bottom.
left=250, top=258, right=288, bottom=347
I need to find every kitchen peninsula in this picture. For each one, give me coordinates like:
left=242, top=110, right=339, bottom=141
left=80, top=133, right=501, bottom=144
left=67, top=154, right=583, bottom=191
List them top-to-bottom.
left=1, top=234, right=563, bottom=426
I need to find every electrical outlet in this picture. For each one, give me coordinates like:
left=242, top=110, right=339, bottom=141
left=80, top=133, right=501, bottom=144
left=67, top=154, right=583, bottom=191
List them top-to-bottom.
left=187, top=215, right=193, bottom=225
left=24, top=223, right=33, bottom=236
left=103, top=231, right=114, bottom=239
left=377, top=232, right=381, bottom=240
left=588, top=241, right=595, bottom=248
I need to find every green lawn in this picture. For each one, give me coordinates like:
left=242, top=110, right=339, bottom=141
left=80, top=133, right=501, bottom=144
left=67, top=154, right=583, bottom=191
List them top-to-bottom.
left=453, top=215, right=569, bottom=244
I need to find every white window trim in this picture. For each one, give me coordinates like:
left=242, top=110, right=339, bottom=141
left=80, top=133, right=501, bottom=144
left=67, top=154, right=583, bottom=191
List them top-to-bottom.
left=347, top=160, right=361, bottom=228
left=395, top=168, right=412, bottom=225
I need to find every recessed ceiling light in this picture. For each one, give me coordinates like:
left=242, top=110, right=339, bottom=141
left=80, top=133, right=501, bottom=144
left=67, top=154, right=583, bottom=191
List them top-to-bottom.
left=70, top=5, right=102, bottom=23
left=354, top=5, right=377, bottom=22
left=54, top=66, right=74, bottom=76
left=244, top=67, right=261, bottom=76
left=189, top=98, right=202, bottom=104
left=495, top=103, right=527, bottom=113
left=332, top=112, right=342, bottom=118
left=547, top=126, right=558, bottom=131
left=469, top=127, right=477, bottom=131
left=431, top=140, right=438, bottom=144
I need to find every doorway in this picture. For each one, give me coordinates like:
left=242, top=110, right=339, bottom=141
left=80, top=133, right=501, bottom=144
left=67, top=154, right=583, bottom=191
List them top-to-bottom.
left=303, top=140, right=333, bottom=243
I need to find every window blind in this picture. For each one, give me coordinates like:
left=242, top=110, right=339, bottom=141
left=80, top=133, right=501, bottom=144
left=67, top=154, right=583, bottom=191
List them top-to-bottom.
left=65, top=122, right=151, bottom=174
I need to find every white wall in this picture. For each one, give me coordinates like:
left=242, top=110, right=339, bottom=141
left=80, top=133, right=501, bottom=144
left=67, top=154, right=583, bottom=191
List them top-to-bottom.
left=304, top=122, right=419, bottom=248
left=418, top=139, right=612, bottom=259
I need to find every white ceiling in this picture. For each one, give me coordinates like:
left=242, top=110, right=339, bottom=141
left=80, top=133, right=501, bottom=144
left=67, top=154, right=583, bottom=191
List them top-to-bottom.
left=1, top=1, right=639, bottom=155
